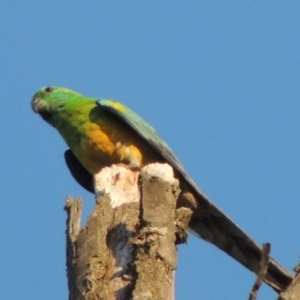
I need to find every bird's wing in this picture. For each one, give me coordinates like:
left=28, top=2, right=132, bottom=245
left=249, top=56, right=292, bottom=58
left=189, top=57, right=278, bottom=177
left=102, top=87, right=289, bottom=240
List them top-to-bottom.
left=97, top=99, right=187, bottom=172
left=64, top=149, right=94, bottom=193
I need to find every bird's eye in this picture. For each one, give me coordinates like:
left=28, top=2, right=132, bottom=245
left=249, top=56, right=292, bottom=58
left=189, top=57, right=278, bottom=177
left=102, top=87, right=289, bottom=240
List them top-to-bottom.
left=45, top=87, right=53, bottom=93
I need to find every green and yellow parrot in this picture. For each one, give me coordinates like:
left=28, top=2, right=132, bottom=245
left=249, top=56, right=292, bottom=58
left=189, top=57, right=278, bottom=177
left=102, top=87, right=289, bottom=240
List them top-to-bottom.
left=31, top=86, right=292, bottom=291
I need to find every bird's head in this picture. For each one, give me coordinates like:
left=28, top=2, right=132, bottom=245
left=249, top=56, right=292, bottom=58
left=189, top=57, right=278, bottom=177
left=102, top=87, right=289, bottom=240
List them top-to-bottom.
left=31, top=86, right=83, bottom=127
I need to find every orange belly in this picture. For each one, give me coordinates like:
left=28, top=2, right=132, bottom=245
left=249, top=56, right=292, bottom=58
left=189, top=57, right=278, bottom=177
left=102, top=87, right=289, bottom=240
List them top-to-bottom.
left=74, top=121, right=145, bottom=174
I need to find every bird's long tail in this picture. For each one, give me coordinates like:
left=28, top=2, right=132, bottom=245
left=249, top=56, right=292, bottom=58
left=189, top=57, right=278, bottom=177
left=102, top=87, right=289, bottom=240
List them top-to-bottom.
left=183, top=185, right=294, bottom=292
left=188, top=211, right=293, bottom=292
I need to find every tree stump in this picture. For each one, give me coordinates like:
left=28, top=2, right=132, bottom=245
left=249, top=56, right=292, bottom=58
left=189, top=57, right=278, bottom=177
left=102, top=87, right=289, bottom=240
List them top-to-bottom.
left=65, top=163, right=192, bottom=300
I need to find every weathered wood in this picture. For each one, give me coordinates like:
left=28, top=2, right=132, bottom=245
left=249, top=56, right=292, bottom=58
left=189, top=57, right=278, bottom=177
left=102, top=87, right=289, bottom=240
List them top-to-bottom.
left=65, top=163, right=192, bottom=300
left=131, top=164, right=182, bottom=300
left=65, top=196, right=83, bottom=300
left=249, top=243, right=271, bottom=300
left=278, top=264, right=300, bottom=300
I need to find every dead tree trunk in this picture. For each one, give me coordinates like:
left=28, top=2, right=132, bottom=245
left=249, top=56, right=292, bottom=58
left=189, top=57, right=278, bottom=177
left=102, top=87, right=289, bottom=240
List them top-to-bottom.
left=65, top=163, right=192, bottom=300
left=278, top=265, right=300, bottom=300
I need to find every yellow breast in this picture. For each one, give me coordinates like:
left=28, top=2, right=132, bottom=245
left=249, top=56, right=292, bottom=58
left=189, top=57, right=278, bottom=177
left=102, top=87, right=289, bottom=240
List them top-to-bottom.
left=58, top=103, right=160, bottom=175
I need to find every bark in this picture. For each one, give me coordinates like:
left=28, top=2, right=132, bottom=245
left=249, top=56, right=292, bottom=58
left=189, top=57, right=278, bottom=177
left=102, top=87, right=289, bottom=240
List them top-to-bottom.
left=65, top=163, right=192, bottom=300
left=249, top=243, right=271, bottom=300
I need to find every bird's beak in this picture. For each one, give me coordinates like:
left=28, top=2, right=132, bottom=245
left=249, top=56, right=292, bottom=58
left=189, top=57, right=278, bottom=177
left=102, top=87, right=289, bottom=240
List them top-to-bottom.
left=31, top=97, right=41, bottom=113
left=31, top=97, right=52, bottom=122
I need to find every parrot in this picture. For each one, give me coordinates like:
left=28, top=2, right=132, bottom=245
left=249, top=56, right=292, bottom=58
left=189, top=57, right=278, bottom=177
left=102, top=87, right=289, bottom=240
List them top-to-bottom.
left=31, top=86, right=293, bottom=292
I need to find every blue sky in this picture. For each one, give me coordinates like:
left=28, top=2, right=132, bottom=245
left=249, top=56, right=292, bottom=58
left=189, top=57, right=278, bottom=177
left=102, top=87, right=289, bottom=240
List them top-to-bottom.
left=1, top=1, right=299, bottom=299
